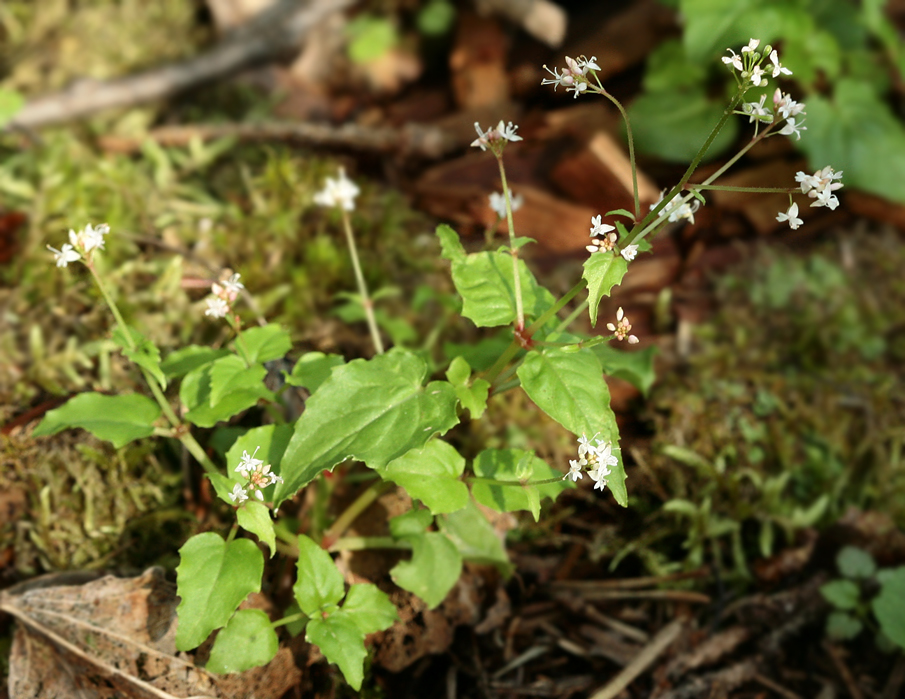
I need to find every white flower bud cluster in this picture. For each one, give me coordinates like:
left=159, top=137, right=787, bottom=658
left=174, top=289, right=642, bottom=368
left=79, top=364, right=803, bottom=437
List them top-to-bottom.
left=564, top=433, right=619, bottom=493
left=228, top=446, right=284, bottom=505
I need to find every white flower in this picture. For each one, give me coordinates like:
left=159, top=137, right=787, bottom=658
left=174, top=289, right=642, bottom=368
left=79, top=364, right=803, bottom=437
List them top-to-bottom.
left=741, top=38, right=760, bottom=53
left=722, top=49, right=743, bottom=72
left=768, top=50, right=792, bottom=78
left=579, top=56, right=600, bottom=72
left=541, top=64, right=574, bottom=91
left=749, top=64, right=767, bottom=87
left=773, top=90, right=805, bottom=120
left=742, top=94, right=772, bottom=123
left=779, top=117, right=806, bottom=140
left=471, top=120, right=522, bottom=151
left=796, top=166, right=843, bottom=208
left=313, top=168, right=360, bottom=211
left=811, top=188, right=840, bottom=210
left=489, top=191, right=523, bottom=218
left=651, top=191, right=700, bottom=225
left=776, top=203, right=803, bottom=230
left=590, top=214, right=615, bottom=238
left=80, top=223, right=110, bottom=253
left=48, top=243, right=81, bottom=267
left=621, top=244, right=639, bottom=261
left=223, top=273, right=244, bottom=295
left=205, top=296, right=229, bottom=318
left=607, top=307, right=638, bottom=343
left=577, top=433, right=595, bottom=457
left=594, top=441, right=619, bottom=470
left=235, top=447, right=264, bottom=478
left=564, top=459, right=583, bottom=482
left=588, top=464, right=611, bottom=492
left=228, top=483, right=249, bottom=503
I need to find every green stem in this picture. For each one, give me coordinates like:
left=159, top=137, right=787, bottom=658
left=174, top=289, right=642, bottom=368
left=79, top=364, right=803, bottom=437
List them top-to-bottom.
left=595, top=84, right=640, bottom=220
left=497, top=154, right=525, bottom=330
left=339, top=208, right=384, bottom=354
left=87, top=262, right=219, bottom=474
left=466, top=475, right=565, bottom=486
left=322, top=480, right=394, bottom=546
left=225, top=522, right=239, bottom=544
left=328, top=536, right=412, bottom=552
left=272, top=612, right=308, bottom=629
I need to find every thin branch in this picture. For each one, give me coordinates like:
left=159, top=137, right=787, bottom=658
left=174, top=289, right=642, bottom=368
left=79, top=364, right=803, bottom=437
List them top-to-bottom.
left=5, top=0, right=354, bottom=131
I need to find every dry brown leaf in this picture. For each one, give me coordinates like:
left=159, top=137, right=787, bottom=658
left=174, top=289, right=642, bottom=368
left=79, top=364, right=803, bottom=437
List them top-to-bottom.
left=1, top=567, right=299, bottom=699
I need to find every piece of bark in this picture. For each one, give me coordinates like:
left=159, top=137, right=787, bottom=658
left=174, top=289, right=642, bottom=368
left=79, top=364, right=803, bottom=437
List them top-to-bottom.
left=5, top=0, right=353, bottom=131
left=475, top=0, right=567, bottom=48
left=450, top=12, right=511, bottom=109
left=551, top=131, right=660, bottom=215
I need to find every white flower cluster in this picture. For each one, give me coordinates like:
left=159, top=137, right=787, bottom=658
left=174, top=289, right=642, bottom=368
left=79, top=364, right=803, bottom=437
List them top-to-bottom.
left=722, top=39, right=791, bottom=88
left=541, top=55, right=600, bottom=98
left=471, top=120, right=523, bottom=153
left=775, top=166, right=844, bottom=230
left=313, top=168, right=360, bottom=212
left=489, top=191, right=524, bottom=218
left=650, top=191, right=700, bottom=226
left=586, top=215, right=638, bottom=261
left=47, top=223, right=110, bottom=267
left=204, top=273, right=244, bottom=319
left=607, top=307, right=639, bottom=344
left=564, top=433, right=619, bottom=492
left=228, top=446, right=284, bottom=504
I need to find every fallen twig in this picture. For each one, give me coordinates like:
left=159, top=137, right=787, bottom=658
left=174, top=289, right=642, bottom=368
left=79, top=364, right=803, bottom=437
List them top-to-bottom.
left=5, top=0, right=353, bottom=131
left=97, top=120, right=457, bottom=159
left=589, top=617, right=685, bottom=699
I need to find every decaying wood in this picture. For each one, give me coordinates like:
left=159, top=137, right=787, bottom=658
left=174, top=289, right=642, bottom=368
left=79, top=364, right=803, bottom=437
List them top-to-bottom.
left=5, top=0, right=354, bottom=132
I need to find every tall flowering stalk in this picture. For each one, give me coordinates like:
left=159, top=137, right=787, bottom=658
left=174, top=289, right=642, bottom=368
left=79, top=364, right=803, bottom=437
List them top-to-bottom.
left=314, top=168, right=384, bottom=354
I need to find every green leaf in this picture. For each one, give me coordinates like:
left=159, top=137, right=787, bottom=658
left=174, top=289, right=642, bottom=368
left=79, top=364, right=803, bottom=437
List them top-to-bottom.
left=417, top=0, right=456, bottom=36
left=679, top=0, right=755, bottom=61
left=346, top=14, right=398, bottom=64
left=642, top=39, right=707, bottom=92
left=799, top=79, right=905, bottom=204
left=628, top=87, right=739, bottom=163
left=0, top=88, right=24, bottom=128
left=436, top=224, right=556, bottom=328
left=582, top=253, right=628, bottom=327
left=236, top=324, right=292, bottom=364
left=111, top=326, right=166, bottom=390
left=444, top=334, right=511, bottom=372
left=591, top=344, right=658, bottom=395
left=161, top=345, right=230, bottom=379
left=517, top=347, right=627, bottom=506
left=276, top=349, right=459, bottom=505
left=285, top=352, right=345, bottom=393
left=209, top=355, right=268, bottom=407
left=446, top=356, right=490, bottom=418
left=181, top=357, right=273, bottom=428
left=32, top=392, right=160, bottom=448
left=377, top=440, right=469, bottom=515
left=471, top=448, right=572, bottom=521
left=438, top=500, right=512, bottom=575
left=237, top=502, right=277, bottom=558
left=389, top=508, right=433, bottom=538
left=391, top=531, right=462, bottom=609
left=175, top=533, right=263, bottom=650
left=293, top=535, right=344, bottom=616
left=836, top=546, right=876, bottom=579
left=873, top=567, right=905, bottom=650
left=819, top=579, right=861, bottom=611
left=342, top=584, right=399, bottom=635
left=206, top=609, right=279, bottom=674
left=826, top=611, right=863, bottom=641
left=306, top=613, right=367, bottom=690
